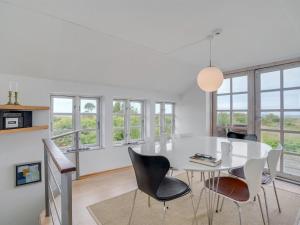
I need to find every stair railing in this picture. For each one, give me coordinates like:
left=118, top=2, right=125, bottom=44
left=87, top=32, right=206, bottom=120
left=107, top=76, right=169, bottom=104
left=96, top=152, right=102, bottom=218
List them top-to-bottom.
left=43, top=139, right=76, bottom=225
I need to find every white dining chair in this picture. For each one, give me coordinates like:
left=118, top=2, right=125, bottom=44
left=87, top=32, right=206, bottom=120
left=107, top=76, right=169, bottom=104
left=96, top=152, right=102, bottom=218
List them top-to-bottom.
left=261, top=144, right=283, bottom=224
left=223, top=145, right=283, bottom=224
left=203, top=157, right=267, bottom=225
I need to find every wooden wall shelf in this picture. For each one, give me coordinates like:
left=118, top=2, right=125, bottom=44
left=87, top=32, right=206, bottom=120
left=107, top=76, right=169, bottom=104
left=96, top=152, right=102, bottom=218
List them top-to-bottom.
left=0, top=105, right=49, bottom=111
left=0, top=125, right=49, bottom=134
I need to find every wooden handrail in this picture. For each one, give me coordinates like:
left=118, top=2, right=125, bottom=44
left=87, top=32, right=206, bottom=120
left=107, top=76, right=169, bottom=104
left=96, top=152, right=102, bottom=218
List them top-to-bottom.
left=42, top=139, right=76, bottom=174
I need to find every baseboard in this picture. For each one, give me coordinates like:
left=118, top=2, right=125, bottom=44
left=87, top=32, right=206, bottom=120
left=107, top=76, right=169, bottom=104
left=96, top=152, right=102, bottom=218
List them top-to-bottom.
left=79, top=165, right=133, bottom=180
left=277, top=176, right=300, bottom=186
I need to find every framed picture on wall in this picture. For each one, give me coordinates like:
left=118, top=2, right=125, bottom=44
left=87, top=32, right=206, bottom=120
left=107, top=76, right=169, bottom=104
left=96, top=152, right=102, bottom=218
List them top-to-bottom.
left=16, top=162, right=42, bottom=186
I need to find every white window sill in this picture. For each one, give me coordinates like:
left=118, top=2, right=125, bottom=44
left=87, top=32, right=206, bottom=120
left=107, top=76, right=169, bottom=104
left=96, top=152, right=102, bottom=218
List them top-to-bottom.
left=113, top=141, right=145, bottom=148
left=63, top=145, right=104, bottom=153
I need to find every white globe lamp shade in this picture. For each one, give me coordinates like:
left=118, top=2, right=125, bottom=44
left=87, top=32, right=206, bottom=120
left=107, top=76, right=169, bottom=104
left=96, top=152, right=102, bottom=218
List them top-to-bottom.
left=197, top=66, right=224, bottom=92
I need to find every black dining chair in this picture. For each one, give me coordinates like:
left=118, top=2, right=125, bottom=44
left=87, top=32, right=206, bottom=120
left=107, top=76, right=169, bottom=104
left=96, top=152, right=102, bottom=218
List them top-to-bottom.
left=227, top=131, right=258, bottom=141
left=128, top=147, right=197, bottom=225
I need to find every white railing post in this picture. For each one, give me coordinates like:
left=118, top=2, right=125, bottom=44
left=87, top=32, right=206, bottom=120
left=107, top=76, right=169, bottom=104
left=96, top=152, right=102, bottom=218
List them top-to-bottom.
left=74, top=131, right=80, bottom=180
left=43, top=139, right=76, bottom=225
left=44, top=146, right=50, bottom=217
left=61, top=172, right=73, bottom=225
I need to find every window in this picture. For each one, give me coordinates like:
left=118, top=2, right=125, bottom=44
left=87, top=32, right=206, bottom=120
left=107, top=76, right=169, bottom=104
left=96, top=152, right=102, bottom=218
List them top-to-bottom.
left=212, top=61, right=300, bottom=182
left=256, top=64, right=300, bottom=180
left=214, top=74, right=250, bottom=136
left=51, top=96, right=101, bottom=149
left=80, top=98, right=100, bottom=146
left=112, top=99, right=145, bottom=145
left=155, top=102, right=175, bottom=140
left=155, top=103, right=161, bottom=138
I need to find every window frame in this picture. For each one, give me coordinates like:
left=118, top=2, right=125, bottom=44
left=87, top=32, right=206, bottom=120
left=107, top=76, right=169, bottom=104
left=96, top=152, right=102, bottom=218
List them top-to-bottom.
left=212, top=59, right=300, bottom=183
left=212, top=72, right=255, bottom=136
left=50, top=95, right=102, bottom=149
left=79, top=96, right=101, bottom=148
left=112, top=99, right=145, bottom=146
left=155, top=102, right=175, bottom=140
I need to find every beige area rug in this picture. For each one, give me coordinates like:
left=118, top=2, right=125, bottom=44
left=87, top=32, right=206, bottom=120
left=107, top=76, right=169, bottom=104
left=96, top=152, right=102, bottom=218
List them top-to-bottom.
left=87, top=174, right=300, bottom=225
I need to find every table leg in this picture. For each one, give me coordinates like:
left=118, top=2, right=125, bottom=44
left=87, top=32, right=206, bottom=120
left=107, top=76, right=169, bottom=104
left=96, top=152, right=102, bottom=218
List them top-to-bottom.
left=186, top=170, right=199, bottom=225
left=202, top=171, right=220, bottom=225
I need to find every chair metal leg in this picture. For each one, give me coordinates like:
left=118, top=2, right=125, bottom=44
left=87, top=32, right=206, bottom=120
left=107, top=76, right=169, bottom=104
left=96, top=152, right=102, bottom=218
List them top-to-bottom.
left=170, top=169, right=174, bottom=176
left=186, top=171, right=191, bottom=186
left=191, top=171, right=194, bottom=185
left=272, top=181, right=281, bottom=213
left=261, top=186, right=270, bottom=225
left=195, top=187, right=205, bottom=218
left=128, top=189, right=138, bottom=225
left=189, top=192, right=199, bottom=225
left=257, top=194, right=266, bottom=225
left=148, top=195, right=151, bottom=208
left=215, top=196, right=220, bottom=213
left=219, top=197, right=224, bottom=212
left=162, top=202, right=168, bottom=225
left=234, top=202, right=242, bottom=225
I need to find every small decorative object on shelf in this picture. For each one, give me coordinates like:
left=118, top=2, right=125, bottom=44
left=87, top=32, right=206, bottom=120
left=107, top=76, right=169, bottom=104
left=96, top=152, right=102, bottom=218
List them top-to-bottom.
left=7, top=81, right=13, bottom=105
left=6, top=82, right=20, bottom=105
left=7, top=90, right=13, bottom=105
left=14, top=91, right=20, bottom=105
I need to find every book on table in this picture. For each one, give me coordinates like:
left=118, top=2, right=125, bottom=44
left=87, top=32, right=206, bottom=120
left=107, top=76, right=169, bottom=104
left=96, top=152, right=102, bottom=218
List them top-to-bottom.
left=189, top=153, right=222, bottom=167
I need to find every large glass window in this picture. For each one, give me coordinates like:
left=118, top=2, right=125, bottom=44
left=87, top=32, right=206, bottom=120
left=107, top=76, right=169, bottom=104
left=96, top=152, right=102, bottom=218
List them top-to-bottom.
left=213, top=62, right=300, bottom=182
left=256, top=64, right=300, bottom=182
left=215, top=75, right=249, bottom=136
left=51, top=96, right=101, bottom=149
left=112, top=99, right=145, bottom=145
left=155, top=102, right=175, bottom=140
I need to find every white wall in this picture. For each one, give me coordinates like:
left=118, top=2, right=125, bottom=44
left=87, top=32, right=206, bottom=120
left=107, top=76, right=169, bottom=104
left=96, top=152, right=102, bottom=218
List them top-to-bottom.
left=0, top=73, right=177, bottom=225
left=176, top=83, right=211, bottom=136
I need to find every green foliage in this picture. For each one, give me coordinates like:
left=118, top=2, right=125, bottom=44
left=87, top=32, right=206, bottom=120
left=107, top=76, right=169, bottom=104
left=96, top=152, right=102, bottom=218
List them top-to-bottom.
left=113, top=101, right=124, bottom=113
left=84, top=102, right=95, bottom=113
left=112, top=102, right=142, bottom=142
left=217, top=112, right=230, bottom=126
left=233, top=113, right=247, bottom=125
left=262, top=113, right=279, bottom=129
left=261, top=114, right=300, bottom=153
left=53, top=115, right=98, bottom=148
left=53, top=115, right=72, bottom=134
left=81, top=115, right=97, bottom=129
left=113, top=115, right=124, bottom=127
left=130, top=115, right=141, bottom=126
left=155, top=115, right=160, bottom=126
left=164, top=116, right=173, bottom=138
left=284, top=117, right=300, bottom=131
left=155, top=126, right=160, bottom=137
left=130, top=128, right=141, bottom=140
left=113, top=129, right=124, bottom=141
left=80, top=131, right=96, bottom=145
left=261, top=132, right=279, bottom=149
left=284, top=134, right=300, bottom=154
left=54, top=135, right=73, bottom=148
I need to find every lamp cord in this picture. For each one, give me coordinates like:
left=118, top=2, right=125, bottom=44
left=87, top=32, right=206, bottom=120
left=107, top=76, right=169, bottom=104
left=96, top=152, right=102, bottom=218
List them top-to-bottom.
left=209, top=37, right=212, bottom=67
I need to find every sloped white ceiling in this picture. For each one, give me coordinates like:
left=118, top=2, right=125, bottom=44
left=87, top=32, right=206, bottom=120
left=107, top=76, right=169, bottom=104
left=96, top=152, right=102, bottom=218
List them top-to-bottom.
left=0, top=0, right=300, bottom=94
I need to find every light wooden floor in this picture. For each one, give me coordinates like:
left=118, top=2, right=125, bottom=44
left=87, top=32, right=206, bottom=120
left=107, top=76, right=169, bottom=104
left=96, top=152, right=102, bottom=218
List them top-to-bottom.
left=40, top=166, right=300, bottom=225
left=72, top=167, right=137, bottom=225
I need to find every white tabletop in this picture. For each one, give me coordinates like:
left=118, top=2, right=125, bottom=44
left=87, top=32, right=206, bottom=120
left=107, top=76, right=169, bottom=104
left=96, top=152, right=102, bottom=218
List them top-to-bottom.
left=132, top=136, right=272, bottom=172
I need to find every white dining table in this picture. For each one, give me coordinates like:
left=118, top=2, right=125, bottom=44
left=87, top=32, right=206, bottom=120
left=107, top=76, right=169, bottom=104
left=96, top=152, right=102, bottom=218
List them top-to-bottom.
left=132, top=135, right=272, bottom=225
